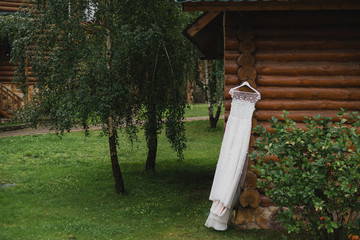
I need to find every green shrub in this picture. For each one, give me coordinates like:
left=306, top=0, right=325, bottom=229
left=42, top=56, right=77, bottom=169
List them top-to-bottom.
left=250, top=110, right=360, bottom=240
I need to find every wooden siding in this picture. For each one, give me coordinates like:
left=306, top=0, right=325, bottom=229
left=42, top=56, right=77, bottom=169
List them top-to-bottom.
left=0, top=0, right=31, bottom=12
left=182, top=1, right=360, bottom=12
left=224, top=10, right=360, bottom=128
left=224, top=11, right=360, bottom=204
left=0, top=47, right=35, bottom=118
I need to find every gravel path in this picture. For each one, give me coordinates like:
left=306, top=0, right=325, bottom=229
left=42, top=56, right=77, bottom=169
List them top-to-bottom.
left=0, top=116, right=220, bottom=138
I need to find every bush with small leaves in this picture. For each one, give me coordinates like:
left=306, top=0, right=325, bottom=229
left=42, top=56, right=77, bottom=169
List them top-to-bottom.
left=250, top=110, right=360, bottom=240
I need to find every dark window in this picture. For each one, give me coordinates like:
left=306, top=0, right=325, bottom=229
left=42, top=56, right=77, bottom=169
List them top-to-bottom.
left=0, top=38, right=12, bottom=61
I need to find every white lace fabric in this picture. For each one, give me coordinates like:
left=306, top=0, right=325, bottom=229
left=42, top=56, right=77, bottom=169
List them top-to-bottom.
left=205, top=88, right=261, bottom=231
left=229, top=89, right=261, bottom=103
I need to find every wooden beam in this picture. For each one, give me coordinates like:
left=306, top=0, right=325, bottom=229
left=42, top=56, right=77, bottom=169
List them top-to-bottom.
left=0, top=2, right=23, bottom=7
left=182, top=2, right=360, bottom=12
left=0, top=6, right=18, bottom=11
left=185, top=11, right=221, bottom=38
left=256, top=50, right=360, bottom=62
left=256, top=61, right=360, bottom=76
left=256, top=75, right=360, bottom=88
left=224, top=86, right=360, bottom=100
left=225, top=99, right=360, bottom=111
left=255, top=100, right=360, bottom=111
left=0, top=109, right=11, bottom=119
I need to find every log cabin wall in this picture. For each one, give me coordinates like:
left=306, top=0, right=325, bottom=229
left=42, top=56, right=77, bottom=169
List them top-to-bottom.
left=0, top=0, right=30, bottom=12
left=0, top=1, right=34, bottom=118
left=225, top=9, right=360, bottom=159
left=225, top=10, right=360, bottom=228
left=0, top=40, right=24, bottom=119
left=0, top=47, right=35, bottom=118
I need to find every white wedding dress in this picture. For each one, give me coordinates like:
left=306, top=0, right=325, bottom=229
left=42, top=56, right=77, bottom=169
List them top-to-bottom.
left=205, top=82, right=261, bottom=231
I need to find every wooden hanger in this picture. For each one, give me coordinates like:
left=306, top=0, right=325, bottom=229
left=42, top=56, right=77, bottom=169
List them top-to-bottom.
left=231, top=81, right=260, bottom=94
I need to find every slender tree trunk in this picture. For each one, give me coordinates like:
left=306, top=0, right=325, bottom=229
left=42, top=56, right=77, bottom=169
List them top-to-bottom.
left=105, top=22, right=125, bottom=193
left=204, top=60, right=221, bottom=128
left=211, top=99, right=223, bottom=128
left=145, top=106, right=157, bottom=171
left=108, top=117, right=126, bottom=194
left=145, top=131, right=158, bottom=171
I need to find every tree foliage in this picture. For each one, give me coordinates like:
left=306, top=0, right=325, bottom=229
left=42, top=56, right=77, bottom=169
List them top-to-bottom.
left=5, top=0, right=198, bottom=192
left=119, top=1, right=197, bottom=170
left=197, top=59, right=224, bottom=128
left=250, top=110, right=360, bottom=239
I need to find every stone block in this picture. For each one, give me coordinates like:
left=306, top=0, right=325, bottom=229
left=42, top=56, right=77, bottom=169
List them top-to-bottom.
left=256, top=215, right=269, bottom=229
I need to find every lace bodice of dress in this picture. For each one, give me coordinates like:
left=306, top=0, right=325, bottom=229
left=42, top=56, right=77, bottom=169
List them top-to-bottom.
left=229, top=89, right=261, bottom=119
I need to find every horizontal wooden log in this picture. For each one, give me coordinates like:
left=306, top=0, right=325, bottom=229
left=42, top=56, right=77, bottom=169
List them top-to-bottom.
left=1, top=0, right=30, bottom=3
left=0, top=1, right=24, bottom=7
left=186, top=3, right=360, bottom=13
left=0, top=6, right=19, bottom=11
left=226, top=11, right=360, bottom=27
left=255, top=27, right=360, bottom=39
left=227, top=28, right=360, bottom=42
left=225, top=38, right=238, bottom=51
left=256, top=40, right=360, bottom=51
left=256, top=50, right=360, bottom=62
left=224, top=51, right=239, bottom=60
left=225, top=60, right=238, bottom=74
left=0, top=61, right=14, bottom=65
left=256, top=61, right=360, bottom=76
left=0, top=66, right=16, bottom=71
left=0, top=71, right=15, bottom=76
left=225, top=74, right=240, bottom=85
left=256, top=75, right=360, bottom=87
left=0, top=77, right=37, bottom=83
left=229, top=81, right=257, bottom=93
left=224, top=84, right=252, bottom=99
left=225, top=85, right=360, bottom=100
left=256, top=87, right=360, bottom=101
left=225, top=99, right=360, bottom=111
left=256, top=99, right=360, bottom=111
left=255, top=110, right=342, bottom=122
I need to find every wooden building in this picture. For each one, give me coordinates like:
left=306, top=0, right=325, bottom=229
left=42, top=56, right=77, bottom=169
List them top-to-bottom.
left=0, top=0, right=33, bottom=119
left=178, top=0, right=360, bottom=229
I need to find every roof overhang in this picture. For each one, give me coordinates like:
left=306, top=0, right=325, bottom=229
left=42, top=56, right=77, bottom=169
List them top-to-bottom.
left=176, top=0, right=360, bottom=12
left=183, top=11, right=223, bottom=59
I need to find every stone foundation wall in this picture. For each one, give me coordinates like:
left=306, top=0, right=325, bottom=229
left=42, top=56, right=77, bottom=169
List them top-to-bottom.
left=231, top=206, right=283, bottom=230
left=232, top=206, right=359, bottom=230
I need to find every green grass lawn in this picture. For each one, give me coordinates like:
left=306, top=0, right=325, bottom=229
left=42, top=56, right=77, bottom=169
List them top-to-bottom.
left=184, top=104, right=224, bottom=118
left=0, top=120, right=312, bottom=240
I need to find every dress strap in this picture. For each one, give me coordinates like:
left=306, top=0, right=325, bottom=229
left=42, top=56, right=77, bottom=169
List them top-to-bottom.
left=230, top=81, right=260, bottom=95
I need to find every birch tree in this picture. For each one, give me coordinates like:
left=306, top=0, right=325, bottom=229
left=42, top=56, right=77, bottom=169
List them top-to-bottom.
left=8, top=0, right=196, bottom=193
left=201, top=59, right=224, bottom=128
